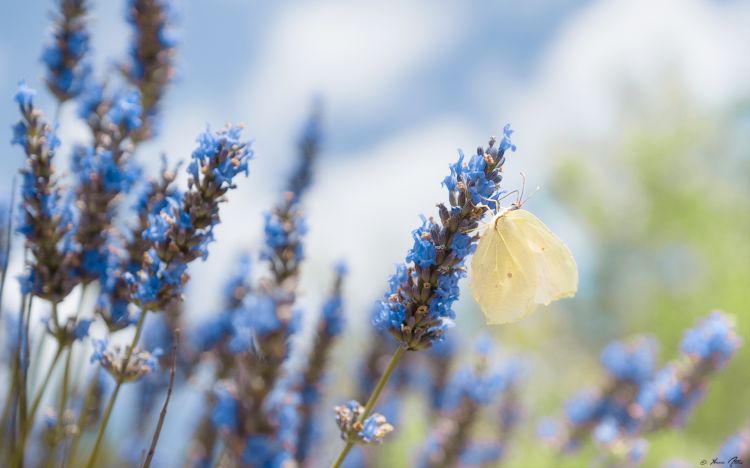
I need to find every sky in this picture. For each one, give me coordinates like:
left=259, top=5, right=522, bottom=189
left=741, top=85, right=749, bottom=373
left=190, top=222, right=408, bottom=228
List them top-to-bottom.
left=1, top=0, right=749, bottom=331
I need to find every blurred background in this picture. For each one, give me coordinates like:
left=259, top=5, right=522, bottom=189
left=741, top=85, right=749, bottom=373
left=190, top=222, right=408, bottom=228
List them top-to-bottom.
left=1, top=0, right=748, bottom=466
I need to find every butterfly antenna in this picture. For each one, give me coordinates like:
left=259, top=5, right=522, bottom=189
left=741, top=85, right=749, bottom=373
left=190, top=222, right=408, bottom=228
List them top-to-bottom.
left=518, top=172, right=527, bottom=206
left=520, top=185, right=542, bottom=207
left=497, top=189, right=520, bottom=204
left=479, top=195, right=503, bottom=214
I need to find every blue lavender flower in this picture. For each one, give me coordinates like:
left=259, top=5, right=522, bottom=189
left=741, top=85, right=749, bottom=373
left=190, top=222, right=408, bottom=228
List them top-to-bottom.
left=42, top=0, right=91, bottom=102
left=122, top=0, right=177, bottom=141
left=76, top=79, right=103, bottom=119
left=15, top=81, right=36, bottom=109
left=11, top=82, right=81, bottom=303
left=106, top=89, right=143, bottom=132
left=287, top=103, right=322, bottom=199
left=127, top=125, right=252, bottom=311
left=374, top=132, right=514, bottom=349
left=405, top=217, right=438, bottom=268
left=192, top=255, right=251, bottom=353
left=296, top=263, right=348, bottom=463
left=680, top=311, right=741, bottom=367
left=631, top=312, right=741, bottom=430
left=72, top=318, right=93, bottom=341
left=600, top=336, right=658, bottom=384
left=90, top=337, right=161, bottom=382
left=419, top=337, right=521, bottom=467
left=211, top=383, right=239, bottom=433
left=564, top=391, right=601, bottom=426
left=334, top=401, right=393, bottom=445
left=359, top=414, right=394, bottom=444
left=718, top=424, right=750, bottom=462
left=459, top=443, right=504, bottom=467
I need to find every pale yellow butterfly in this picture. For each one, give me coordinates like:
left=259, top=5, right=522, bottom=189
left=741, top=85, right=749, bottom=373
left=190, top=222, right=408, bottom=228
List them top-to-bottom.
left=470, top=199, right=578, bottom=325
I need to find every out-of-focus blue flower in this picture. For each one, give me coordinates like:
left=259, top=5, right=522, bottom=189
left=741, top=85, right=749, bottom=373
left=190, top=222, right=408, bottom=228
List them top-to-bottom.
left=42, top=0, right=91, bottom=102
left=123, top=0, right=177, bottom=140
left=77, top=79, right=104, bottom=119
left=14, top=81, right=36, bottom=109
left=107, top=89, right=142, bottom=131
left=73, top=146, right=141, bottom=194
left=192, top=254, right=251, bottom=353
left=229, top=294, right=281, bottom=353
left=680, top=311, right=741, bottom=367
left=632, top=312, right=741, bottom=430
left=72, top=318, right=93, bottom=341
left=600, top=336, right=658, bottom=384
left=90, top=337, right=161, bottom=382
left=211, top=383, right=239, bottom=433
left=565, top=391, right=601, bottom=425
left=334, top=400, right=394, bottom=445
left=359, top=414, right=394, bottom=444
left=593, top=418, right=619, bottom=445
left=718, top=424, right=750, bottom=461
left=459, top=443, right=504, bottom=467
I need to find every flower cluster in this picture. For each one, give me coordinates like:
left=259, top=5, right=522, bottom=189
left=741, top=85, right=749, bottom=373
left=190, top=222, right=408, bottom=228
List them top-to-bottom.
left=41, top=0, right=91, bottom=102
left=122, top=0, right=177, bottom=141
left=11, top=83, right=81, bottom=303
left=202, top=111, right=321, bottom=467
left=127, top=125, right=253, bottom=311
left=373, top=126, right=515, bottom=349
left=96, top=159, right=179, bottom=330
left=192, top=254, right=252, bottom=355
left=296, top=262, right=347, bottom=463
left=541, top=312, right=741, bottom=464
left=631, top=312, right=741, bottom=430
left=419, top=336, right=522, bottom=467
left=90, top=338, right=161, bottom=382
left=334, top=401, right=394, bottom=445
left=718, top=423, right=750, bottom=462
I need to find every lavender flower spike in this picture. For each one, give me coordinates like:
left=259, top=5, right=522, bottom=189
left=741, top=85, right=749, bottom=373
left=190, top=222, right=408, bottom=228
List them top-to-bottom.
left=42, top=0, right=92, bottom=102
left=122, top=0, right=177, bottom=141
left=11, top=82, right=81, bottom=304
left=128, top=124, right=253, bottom=311
left=373, top=126, right=515, bottom=349
left=296, top=262, right=347, bottom=463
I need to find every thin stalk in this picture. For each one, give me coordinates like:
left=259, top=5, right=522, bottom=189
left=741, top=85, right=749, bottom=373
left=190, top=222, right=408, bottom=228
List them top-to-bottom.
left=0, top=175, right=17, bottom=322
left=16, top=293, right=32, bottom=440
left=85, top=310, right=149, bottom=468
left=142, top=329, right=179, bottom=468
left=28, top=330, right=48, bottom=390
left=12, top=343, right=64, bottom=467
left=56, top=345, right=73, bottom=428
left=330, top=345, right=406, bottom=468
left=0, top=355, right=20, bottom=449
left=66, top=373, right=98, bottom=466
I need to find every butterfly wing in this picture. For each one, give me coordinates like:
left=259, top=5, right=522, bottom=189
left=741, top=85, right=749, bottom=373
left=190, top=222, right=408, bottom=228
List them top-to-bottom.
left=506, top=209, right=578, bottom=306
left=470, top=216, right=541, bottom=324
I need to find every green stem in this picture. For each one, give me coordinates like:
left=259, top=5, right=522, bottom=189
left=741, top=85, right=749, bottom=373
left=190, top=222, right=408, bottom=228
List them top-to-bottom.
left=85, top=310, right=148, bottom=468
left=12, top=343, right=64, bottom=467
left=56, top=345, right=73, bottom=427
left=330, top=345, right=406, bottom=468
left=0, top=355, right=19, bottom=451
left=66, top=374, right=97, bottom=467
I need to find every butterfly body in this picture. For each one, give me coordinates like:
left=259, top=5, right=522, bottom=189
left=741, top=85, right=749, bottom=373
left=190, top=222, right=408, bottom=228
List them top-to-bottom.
left=470, top=208, right=578, bottom=324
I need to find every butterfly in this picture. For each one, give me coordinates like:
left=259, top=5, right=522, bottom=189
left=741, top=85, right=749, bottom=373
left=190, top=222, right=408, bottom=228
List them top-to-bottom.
left=469, top=184, right=578, bottom=325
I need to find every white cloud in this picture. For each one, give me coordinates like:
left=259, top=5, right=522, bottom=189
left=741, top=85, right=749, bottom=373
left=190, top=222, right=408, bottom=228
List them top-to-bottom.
left=235, top=0, right=464, bottom=152
left=506, top=0, right=750, bottom=157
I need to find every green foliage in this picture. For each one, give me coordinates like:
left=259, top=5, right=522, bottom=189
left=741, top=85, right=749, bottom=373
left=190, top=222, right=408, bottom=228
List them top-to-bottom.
left=547, top=96, right=750, bottom=465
